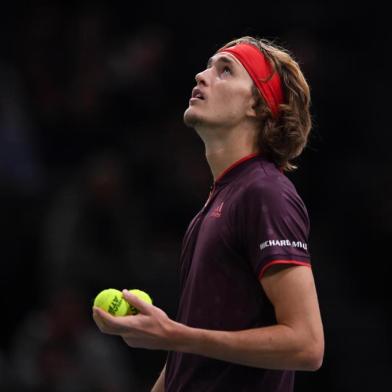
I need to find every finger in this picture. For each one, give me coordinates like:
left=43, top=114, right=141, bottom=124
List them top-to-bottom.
left=122, top=290, right=153, bottom=315
left=92, top=305, right=115, bottom=323
left=92, top=306, right=130, bottom=335
left=92, top=306, right=115, bottom=332
left=92, top=307, right=110, bottom=332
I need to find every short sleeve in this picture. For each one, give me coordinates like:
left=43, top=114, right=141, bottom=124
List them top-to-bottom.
left=236, top=180, right=311, bottom=280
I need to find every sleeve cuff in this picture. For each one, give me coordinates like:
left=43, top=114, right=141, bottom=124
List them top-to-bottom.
left=258, top=259, right=311, bottom=280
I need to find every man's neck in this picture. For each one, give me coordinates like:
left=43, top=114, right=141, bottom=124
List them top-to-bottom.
left=195, top=121, right=260, bottom=182
left=205, top=141, right=259, bottom=182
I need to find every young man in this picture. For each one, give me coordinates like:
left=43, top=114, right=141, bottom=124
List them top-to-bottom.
left=93, top=36, right=324, bottom=392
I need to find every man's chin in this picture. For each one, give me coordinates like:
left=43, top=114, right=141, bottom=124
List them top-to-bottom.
left=183, top=108, right=203, bottom=128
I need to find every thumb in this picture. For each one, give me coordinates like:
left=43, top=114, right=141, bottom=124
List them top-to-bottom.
left=122, top=290, right=153, bottom=315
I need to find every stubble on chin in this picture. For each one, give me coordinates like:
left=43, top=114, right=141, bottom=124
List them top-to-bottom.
left=183, top=108, right=202, bottom=128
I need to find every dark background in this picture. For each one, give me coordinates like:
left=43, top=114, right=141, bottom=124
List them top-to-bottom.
left=0, top=1, right=390, bottom=391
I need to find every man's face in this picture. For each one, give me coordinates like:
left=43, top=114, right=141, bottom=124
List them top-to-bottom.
left=184, top=52, right=256, bottom=130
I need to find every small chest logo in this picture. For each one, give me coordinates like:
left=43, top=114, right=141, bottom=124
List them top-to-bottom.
left=211, top=202, right=224, bottom=218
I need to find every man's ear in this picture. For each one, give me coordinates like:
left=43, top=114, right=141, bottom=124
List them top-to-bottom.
left=246, top=95, right=258, bottom=118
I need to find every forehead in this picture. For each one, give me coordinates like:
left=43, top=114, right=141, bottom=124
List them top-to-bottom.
left=207, top=52, right=244, bottom=70
left=207, top=52, right=253, bottom=86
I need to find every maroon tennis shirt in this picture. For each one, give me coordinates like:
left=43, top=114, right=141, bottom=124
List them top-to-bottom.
left=165, top=153, right=311, bottom=392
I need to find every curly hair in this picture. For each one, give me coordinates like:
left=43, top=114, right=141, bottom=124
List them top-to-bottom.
left=220, top=36, right=312, bottom=172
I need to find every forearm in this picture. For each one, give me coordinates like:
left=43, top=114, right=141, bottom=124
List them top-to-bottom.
left=172, top=322, right=321, bottom=371
left=151, top=364, right=165, bottom=392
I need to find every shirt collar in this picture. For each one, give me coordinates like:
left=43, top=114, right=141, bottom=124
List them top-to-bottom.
left=214, top=152, right=267, bottom=186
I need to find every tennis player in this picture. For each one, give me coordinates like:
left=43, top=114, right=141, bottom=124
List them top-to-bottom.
left=93, top=36, right=324, bottom=392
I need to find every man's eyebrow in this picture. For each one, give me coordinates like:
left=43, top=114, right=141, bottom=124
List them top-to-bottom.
left=207, top=55, right=236, bottom=68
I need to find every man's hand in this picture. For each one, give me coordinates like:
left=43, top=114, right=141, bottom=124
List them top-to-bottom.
left=92, top=290, right=180, bottom=351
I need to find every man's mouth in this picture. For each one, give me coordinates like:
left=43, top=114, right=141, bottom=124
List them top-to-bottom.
left=191, top=87, right=205, bottom=100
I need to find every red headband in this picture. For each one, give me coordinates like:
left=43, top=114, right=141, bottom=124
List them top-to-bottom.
left=218, top=43, right=284, bottom=117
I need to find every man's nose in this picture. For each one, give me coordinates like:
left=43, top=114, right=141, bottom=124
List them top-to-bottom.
left=195, top=68, right=209, bottom=85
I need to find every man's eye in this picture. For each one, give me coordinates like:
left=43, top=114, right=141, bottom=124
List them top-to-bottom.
left=222, top=66, right=231, bottom=76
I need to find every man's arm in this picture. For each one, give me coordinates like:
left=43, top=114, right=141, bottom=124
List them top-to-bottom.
left=173, top=265, right=324, bottom=371
left=92, top=266, right=324, bottom=371
left=151, top=364, right=166, bottom=392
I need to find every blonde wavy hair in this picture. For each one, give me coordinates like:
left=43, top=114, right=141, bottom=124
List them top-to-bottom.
left=220, top=36, right=312, bottom=172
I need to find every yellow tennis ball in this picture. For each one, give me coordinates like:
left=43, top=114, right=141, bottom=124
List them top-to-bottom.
left=93, top=288, right=130, bottom=316
left=128, top=289, right=153, bottom=315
